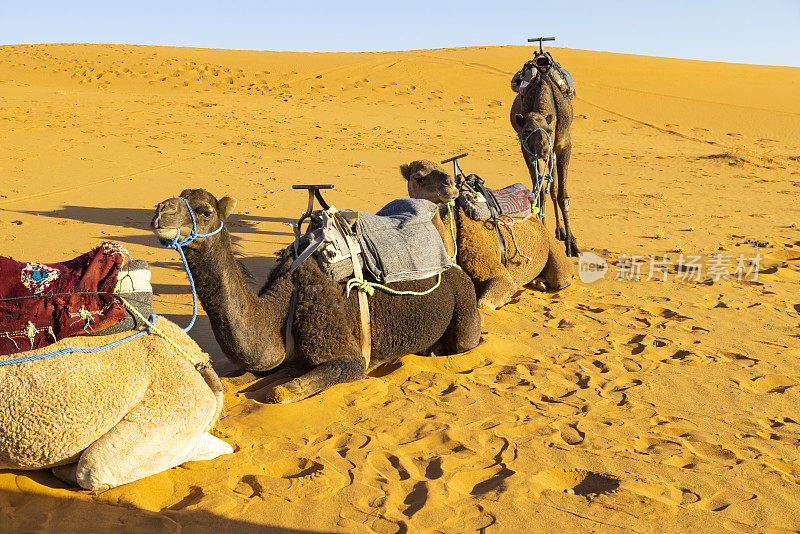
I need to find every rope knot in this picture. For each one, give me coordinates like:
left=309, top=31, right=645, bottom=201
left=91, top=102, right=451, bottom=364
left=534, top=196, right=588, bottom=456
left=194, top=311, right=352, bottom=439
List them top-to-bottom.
left=346, top=278, right=375, bottom=297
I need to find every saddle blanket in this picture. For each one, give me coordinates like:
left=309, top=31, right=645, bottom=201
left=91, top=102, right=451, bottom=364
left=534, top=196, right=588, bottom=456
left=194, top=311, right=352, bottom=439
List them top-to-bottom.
left=511, top=60, right=575, bottom=99
left=458, top=183, right=535, bottom=221
left=488, top=183, right=535, bottom=219
left=297, top=198, right=453, bottom=284
left=355, top=198, right=453, bottom=283
left=0, top=242, right=153, bottom=356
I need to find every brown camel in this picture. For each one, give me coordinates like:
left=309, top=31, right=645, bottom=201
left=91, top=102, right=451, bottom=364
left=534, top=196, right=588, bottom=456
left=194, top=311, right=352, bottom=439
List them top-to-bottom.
left=510, top=71, right=579, bottom=256
left=401, top=160, right=572, bottom=310
left=151, top=189, right=481, bottom=404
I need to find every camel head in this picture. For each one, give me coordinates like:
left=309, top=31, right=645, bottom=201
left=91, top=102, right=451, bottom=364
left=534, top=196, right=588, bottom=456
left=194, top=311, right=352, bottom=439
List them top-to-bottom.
left=514, top=112, right=554, bottom=177
left=400, top=160, right=458, bottom=204
left=151, top=188, right=238, bottom=249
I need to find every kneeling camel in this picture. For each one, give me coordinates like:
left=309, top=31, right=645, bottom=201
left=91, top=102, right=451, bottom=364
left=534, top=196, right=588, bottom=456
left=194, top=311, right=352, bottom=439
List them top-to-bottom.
left=401, top=160, right=572, bottom=310
left=151, top=189, right=481, bottom=404
left=0, top=317, right=232, bottom=490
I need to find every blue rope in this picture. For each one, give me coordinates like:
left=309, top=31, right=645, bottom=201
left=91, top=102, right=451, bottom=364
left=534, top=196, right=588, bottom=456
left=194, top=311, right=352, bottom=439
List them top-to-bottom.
left=519, top=127, right=555, bottom=195
left=0, top=197, right=223, bottom=366
left=162, top=197, right=223, bottom=333
left=0, top=317, right=154, bottom=366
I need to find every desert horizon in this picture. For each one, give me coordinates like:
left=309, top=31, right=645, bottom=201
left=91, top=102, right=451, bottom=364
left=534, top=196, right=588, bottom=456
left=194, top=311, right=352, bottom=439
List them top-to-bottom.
left=1, top=41, right=799, bottom=532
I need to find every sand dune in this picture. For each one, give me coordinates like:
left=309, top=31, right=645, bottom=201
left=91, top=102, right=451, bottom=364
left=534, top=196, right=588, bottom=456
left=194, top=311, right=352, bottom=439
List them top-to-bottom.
left=1, top=43, right=799, bottom=532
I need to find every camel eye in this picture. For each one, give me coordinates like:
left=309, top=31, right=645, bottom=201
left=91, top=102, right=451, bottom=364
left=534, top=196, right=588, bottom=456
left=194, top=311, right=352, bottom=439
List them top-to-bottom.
left=201, top=209, right=213, bottom=218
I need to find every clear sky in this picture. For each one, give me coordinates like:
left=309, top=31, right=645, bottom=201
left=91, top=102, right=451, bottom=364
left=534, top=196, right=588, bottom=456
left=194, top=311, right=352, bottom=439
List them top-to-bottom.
left=1, top=0, right=799, bottom=67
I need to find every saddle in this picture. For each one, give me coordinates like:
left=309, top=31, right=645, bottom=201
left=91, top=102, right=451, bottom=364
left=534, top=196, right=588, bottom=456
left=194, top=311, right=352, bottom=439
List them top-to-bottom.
left=511, top=57, right=575, bottom=100
left=457, top=174, right=536, bottom=222
left=291, top=198, right=453, bottom=284
left=0, top=242, right=153, bottom=356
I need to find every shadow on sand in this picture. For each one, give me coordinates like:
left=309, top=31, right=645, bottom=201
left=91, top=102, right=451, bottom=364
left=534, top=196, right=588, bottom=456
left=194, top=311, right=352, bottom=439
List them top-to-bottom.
left=14, top=205, right=294, bottom=238
left=0, top=485, right=324, bottom=533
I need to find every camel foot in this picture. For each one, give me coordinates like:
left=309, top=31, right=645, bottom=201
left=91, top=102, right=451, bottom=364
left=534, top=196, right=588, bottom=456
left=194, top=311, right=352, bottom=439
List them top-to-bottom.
left=565, top=236, right=580, bottom=257
left=530, top=278, right=549, bottom=292
left=478, top=298, right=500, bottom=311
left=267, top=380, right=304, bottom=404
left=52, top=463, right=79, bottom=486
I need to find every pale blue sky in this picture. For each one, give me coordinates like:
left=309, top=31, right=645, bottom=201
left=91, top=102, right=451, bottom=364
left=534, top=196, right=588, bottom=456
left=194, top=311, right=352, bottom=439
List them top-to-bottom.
left=1, top=0, right=799, bottom=67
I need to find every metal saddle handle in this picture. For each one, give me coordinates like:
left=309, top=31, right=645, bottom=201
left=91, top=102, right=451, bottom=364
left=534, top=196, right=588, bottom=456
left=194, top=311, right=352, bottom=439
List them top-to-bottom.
left=441, top=153, right=469, bottom=187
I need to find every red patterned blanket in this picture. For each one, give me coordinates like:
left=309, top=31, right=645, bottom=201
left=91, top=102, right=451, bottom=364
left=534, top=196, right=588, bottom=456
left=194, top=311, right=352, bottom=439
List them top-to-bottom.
left=488, top=183, right=535, bottom=219
left=0, top=242, right=129, bottom=356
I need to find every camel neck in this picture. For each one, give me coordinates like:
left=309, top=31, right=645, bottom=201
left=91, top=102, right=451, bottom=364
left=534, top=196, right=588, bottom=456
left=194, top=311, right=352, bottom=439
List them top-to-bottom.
left=432, top=205, right=457, bottom=260
left=183, top=230, right=290, bottom=371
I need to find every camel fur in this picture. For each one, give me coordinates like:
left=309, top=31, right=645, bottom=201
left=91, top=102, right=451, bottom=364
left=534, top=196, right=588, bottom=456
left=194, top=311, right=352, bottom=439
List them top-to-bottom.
left=511, top=71, right=579, bottom=256
left=401, top=160, right=572, bottom=310
left=151, top=189, right=481, bottom=404
left=0, top=316, right=232, bottom=490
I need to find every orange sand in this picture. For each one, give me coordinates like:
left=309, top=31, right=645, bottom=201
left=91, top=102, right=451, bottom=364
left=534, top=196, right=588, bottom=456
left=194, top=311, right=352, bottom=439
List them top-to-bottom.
left=1, top=44, right=799, bottom=532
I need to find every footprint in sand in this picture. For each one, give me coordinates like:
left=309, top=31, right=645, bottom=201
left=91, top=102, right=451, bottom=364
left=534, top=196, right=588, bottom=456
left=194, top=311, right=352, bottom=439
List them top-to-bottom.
left=737, top=375, right=799, bottom=394
left=559, top=424, right=585, bottom=445
left=233, top=457, right=347, bottom=502
left=447, top=464, right=515, bottom=496
left=531, top=468, right=620, bottom=496
left=699, top=490, right=756, bottom=512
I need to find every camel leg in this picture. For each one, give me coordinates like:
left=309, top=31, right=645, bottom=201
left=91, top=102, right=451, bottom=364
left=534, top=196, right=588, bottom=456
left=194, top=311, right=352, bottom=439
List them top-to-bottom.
left=556, top=145, right=579, bottom=256
left=550, top=165, right=565, bottom=242
left=540, top=234, right=573, bottom=290
left=477, top=271, right=518, bottom=310
left=439, top=272, right=482, bottom=354
left=268, top=356, right=367, bottom=404
left=73, top=395, right=231, bottom=490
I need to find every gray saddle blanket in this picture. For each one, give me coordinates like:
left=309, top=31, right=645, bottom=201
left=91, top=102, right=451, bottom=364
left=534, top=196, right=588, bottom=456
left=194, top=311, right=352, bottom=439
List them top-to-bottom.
left=296, top=198, right=452, bottom=284
left=355, top=198, right=452, bottom=283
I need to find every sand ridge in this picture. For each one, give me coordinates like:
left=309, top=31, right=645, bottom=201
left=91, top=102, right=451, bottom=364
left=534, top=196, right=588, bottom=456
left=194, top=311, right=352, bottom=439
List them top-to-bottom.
left=0, top=43, right=799, bottom=532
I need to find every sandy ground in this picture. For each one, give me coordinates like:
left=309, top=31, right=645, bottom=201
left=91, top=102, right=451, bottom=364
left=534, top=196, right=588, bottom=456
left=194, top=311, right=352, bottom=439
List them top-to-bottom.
left=1, top=43, right=799, bottom=533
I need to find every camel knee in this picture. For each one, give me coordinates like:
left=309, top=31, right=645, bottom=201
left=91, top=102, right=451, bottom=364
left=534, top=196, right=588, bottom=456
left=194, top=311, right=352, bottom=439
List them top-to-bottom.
left=477, top=273, right=517, bottom=310
left=268, top=357, right=366, bottom=404
left=75, top=463, right=116, bottom=491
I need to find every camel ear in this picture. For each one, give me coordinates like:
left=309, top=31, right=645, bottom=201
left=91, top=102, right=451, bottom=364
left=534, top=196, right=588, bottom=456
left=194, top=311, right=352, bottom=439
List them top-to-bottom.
left=514, top=113, right=525, bottom=129
left=545, top=113, right=554, bottom=126
left=400, top=164, right=412, bottom=180
left=217, top=196, right=238, bottom=220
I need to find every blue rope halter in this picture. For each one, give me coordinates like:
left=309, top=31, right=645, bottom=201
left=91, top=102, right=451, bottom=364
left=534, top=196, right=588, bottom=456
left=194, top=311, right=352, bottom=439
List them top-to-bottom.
left=519, top=127, right=555, bottom=195
left=162, top=196, right=224, bottom=333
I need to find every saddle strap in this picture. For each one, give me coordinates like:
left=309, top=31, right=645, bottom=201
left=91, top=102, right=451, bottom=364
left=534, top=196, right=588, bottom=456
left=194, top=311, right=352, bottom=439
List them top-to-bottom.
left=334, top=216, right=371, bottom=369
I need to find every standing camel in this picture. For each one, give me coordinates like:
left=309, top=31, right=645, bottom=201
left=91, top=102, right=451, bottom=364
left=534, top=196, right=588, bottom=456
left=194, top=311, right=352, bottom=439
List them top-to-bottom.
left=511, top=72, right=579, bottom=256
left=401, top=160, right=572, bottom=310
left=151, top=189, right=481, bottom=404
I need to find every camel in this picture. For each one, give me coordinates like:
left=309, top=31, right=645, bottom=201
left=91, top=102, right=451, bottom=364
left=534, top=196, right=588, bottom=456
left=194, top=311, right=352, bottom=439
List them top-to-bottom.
left=510, top=71, right=579, bottom=256
left=401, top=160, right=572, bottom=310
left=151, top=189, right=481, bottom=404
left=0, top=316, right=233, bottom=490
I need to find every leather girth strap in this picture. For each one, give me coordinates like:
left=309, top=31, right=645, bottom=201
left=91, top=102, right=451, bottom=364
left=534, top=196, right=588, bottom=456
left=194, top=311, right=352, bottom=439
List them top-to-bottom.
left=333, top=215, right=372, bottom=369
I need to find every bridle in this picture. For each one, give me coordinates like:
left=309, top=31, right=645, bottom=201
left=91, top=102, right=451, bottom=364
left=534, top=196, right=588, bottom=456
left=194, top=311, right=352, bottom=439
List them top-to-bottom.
left=160, top=196, right=224, bottom=332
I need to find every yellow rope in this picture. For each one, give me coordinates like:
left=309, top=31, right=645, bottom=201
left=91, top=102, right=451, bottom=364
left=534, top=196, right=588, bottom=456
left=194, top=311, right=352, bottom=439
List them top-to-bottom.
left=445, top=200, right=458, bottom=262
left=345, top=272, right=442, bottom=298
left=117, top=295, right=199, bottom=367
